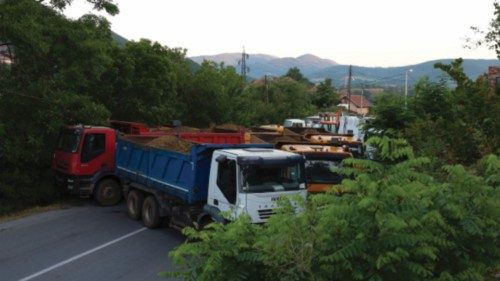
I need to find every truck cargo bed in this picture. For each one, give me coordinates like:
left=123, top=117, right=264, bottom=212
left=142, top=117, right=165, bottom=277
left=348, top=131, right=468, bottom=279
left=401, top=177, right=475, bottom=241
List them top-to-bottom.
left=115, top=137, right=271, bottom=204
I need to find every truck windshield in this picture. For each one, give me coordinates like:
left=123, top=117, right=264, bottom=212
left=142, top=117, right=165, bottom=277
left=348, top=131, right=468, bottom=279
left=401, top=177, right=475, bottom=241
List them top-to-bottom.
left=57, top=129, right=82, bottom=153
left=305, top=159, right=343, bottom=184
left=241, top=164, right=303, bottom=193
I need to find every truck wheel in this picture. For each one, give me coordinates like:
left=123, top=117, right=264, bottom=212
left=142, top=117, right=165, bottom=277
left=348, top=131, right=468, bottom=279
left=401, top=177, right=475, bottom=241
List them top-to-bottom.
left=94, top=179, right=122, bottom=206
left=127, top=190, right=144, bottom=220
left=142, top=196, right=161, bottom=229
left=198, top=216, right=215, bottom=230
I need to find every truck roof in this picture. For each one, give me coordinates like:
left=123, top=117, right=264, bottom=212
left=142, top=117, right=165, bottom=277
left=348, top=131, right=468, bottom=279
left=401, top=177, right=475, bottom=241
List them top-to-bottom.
left=64, top=125, right=112, bottom=131
left=279, top=144, right=352, bottom=157
left=221, top=148, right=298, bottom=158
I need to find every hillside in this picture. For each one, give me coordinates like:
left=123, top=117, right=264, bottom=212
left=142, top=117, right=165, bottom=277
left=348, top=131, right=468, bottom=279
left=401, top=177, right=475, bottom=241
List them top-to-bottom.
left=111, top=31, right=128, bottom=46
left=190, top=53, right=338, bottom=78
left=191, top=53, right=498, bottom=87
left=311, top=59, right=499, bottom=87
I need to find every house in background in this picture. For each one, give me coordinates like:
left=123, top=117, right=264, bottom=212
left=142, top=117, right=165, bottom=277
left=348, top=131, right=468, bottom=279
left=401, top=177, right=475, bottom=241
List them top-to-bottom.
left=488, top=66, right=500, bottom=94
left=339, top=94, right=372, bottom=116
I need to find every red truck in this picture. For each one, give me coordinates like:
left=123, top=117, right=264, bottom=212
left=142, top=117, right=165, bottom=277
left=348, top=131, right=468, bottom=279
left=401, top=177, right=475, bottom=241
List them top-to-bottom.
left=52, top=121, right=246, bottom=206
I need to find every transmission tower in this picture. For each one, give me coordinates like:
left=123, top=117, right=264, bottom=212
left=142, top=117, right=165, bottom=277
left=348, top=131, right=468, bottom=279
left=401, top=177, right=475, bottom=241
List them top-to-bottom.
left=238, top=47, right=250, bottom=78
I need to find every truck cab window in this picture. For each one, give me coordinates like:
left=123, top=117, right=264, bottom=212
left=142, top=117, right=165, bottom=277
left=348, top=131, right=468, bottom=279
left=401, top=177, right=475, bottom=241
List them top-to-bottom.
left=81, top=133, right=105, bottom=163
left=216, top=160, right=236, bottom=204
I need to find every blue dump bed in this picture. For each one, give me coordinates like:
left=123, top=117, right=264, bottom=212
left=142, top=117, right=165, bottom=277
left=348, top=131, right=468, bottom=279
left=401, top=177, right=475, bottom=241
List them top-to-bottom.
left=115, top=137, right=272, bottom=204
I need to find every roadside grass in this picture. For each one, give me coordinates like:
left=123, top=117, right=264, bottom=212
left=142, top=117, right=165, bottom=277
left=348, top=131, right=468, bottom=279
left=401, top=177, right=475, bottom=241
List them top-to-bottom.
left=0, top=196, right=87, bottom=223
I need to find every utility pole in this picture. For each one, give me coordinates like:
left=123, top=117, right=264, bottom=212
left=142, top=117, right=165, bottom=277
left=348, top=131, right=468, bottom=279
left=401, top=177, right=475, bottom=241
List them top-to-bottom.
left=238, top=47, right=250, bottom=79
left=347, top=65, right=352, bottom=112
left=404, top=69, right=412, bottom=109
left=264, top=75, right=269, bottom=104
left=361, top=88, right=364, bottom=116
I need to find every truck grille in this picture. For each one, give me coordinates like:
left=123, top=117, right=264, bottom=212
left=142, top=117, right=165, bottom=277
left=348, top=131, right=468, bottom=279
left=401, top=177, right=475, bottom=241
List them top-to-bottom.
left=258, top=209, right=275, bottom=220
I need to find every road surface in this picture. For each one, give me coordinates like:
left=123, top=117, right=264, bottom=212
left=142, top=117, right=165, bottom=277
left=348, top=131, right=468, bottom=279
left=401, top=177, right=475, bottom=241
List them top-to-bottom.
left=0, top=201, right=185, bottom=281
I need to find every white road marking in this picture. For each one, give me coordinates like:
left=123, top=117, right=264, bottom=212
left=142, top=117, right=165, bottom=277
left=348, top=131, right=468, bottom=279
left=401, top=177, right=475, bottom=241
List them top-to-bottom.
left=18, top=227, right=148, bottom=281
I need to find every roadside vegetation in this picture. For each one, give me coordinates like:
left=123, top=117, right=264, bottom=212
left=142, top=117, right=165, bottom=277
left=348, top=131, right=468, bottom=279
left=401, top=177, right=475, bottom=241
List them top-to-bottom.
left=0, top=0, right=498, bottom=279
left=0, top=0, right=334, bottom=215
left=164, top=3, right=500, bottom=280
left=164, top=138, right=499, bottom=281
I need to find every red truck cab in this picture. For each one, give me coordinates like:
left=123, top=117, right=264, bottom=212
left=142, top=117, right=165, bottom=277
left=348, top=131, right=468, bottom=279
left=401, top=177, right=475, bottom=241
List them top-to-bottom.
left=52, top=125, right=121, bottom=205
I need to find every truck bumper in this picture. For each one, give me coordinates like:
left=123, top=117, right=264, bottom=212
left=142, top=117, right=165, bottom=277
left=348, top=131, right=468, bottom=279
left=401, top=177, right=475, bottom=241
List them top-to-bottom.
left=54, top=172, right=93, bottom=196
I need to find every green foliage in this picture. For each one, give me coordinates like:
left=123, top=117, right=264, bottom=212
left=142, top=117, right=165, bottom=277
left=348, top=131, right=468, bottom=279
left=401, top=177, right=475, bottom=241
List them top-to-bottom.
left=0, top=0, right=113, bottom=212
left=44, top=0, right=119, bottom=15
left=468, top=1, right=500, bottom=59
left=99, top=39, right=181, bottom=125
left=369, top=59, right=499, bottom=165
left=179, top=61, right=245, bottom=127
left=284, top=67, right=312, bottom=85
left=231, top=76, right=315, bottom=126
left=311, top=78, right=339, bottom=110
left=369, top=94, right=415, bottom=132
left=166, top=139, right=499, bottom=280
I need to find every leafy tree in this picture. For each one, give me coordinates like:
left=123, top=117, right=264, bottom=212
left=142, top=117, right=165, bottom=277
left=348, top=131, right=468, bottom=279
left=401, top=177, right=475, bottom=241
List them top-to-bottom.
left=0, top=0, right=112, bottom=212
left=41, top=0, right=119, bottom=15
left=468, top=1, right=500, bottom=59
left=98, top=39, right=180, bottom=125
left=369, top=59, right=499, bottom=165
left=180, top=61, right=245, bottom=127
left=284, top=67, right=311, bottom=85
left=233, top=76, right=315, bottom=126
left=411, top=77, right=451, bottom=121
left=312, top=78, right=339, bottom=110
left=369, top=93, right=415, bottom=132
left=165, top=138, right=500, bottom=281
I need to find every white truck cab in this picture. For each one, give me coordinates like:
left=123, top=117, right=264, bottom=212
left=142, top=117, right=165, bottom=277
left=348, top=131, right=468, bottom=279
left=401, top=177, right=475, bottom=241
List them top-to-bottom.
left=284, top=118, right=306, bottom=128
left=205, top=148, right=306, bottom=223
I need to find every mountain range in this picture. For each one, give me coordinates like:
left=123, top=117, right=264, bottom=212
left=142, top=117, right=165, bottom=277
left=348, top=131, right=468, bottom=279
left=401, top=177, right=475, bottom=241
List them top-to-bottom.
left=110, top=32, right=498, bottom=88
left=190, top=53, right=499, bottom=87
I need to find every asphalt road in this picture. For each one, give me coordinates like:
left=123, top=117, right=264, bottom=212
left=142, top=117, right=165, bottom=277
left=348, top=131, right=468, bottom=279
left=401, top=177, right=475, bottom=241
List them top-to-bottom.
left=0, top=201, right=185, bottom=281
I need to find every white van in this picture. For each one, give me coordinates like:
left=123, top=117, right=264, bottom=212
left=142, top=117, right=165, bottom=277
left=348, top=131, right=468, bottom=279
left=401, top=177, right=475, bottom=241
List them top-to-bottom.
left=284, top=119, right=305, bottom=128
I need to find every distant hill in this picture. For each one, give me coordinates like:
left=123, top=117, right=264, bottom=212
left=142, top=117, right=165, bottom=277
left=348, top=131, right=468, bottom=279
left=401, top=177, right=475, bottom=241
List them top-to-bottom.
left=111, top=31, right=128, bottom=46
left=190, top=53, right=338, bottom=78
left=191, top=53, right=498, bottom=87
left=311, top=59, right=499, bottom=87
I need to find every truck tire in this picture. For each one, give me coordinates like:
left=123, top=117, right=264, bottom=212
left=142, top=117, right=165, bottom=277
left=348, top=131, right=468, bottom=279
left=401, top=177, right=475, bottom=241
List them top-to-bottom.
left=94, top=179, right=122, bottom=206
left=127, top=190, right=144, bottom=220
left=142, top=196, right=162, bottom=229
left=198, top=216, right=215, bottom=231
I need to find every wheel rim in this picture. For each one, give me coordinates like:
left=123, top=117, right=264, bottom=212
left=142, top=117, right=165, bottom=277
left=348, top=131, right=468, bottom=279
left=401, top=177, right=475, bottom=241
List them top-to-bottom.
left=102, top=185, right=115, bottom=200
left=128, top=196, right=136, bottom=215
left=144, top=202, right=151, bottom=223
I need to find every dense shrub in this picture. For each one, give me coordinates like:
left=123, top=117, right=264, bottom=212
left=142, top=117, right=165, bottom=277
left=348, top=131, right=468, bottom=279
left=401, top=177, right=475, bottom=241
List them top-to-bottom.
left=165, top=137, right=499, bottom=281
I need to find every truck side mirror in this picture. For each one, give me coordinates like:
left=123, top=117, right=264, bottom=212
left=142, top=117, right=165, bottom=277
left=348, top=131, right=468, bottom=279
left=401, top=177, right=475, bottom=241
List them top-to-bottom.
left=216, top=155, right=227, bottom=163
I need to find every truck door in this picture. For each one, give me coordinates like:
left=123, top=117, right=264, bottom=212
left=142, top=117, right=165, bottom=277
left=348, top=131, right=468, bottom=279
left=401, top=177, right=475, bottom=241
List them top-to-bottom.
left=79, top=133, right=107, bottom=175
left=214, top=159, right=237, bottom=212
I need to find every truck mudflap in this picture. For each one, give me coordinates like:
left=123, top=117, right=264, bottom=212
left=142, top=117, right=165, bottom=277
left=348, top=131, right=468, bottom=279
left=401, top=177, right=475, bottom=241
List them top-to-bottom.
left=201, top=205, right=227, bottom=224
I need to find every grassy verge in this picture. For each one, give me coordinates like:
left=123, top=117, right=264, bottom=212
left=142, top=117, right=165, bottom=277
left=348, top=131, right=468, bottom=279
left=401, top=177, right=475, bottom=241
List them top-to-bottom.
left=0, top=196, right=87, bottom=223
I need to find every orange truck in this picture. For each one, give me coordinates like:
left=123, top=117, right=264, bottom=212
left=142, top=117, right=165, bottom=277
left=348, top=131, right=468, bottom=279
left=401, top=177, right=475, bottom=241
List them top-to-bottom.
left=305, top=133, right=364, bottom=158
left=275, top=142, right=352, bottom=193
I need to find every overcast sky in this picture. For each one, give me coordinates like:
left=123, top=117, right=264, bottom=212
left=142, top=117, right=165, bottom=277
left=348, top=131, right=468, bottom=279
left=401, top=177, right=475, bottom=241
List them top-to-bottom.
left=64, top=0, right=498, bottom=67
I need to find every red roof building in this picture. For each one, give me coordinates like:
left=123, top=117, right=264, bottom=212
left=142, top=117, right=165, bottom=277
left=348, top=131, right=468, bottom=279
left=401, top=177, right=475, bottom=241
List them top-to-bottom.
left=339, top=94, right=372, bottom=116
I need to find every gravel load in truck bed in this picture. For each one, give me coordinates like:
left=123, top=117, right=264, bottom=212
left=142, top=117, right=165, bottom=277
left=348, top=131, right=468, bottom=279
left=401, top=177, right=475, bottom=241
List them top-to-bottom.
left=211, top=123, right=246, bottom=133
left=146, top=135, right=194, bottom=153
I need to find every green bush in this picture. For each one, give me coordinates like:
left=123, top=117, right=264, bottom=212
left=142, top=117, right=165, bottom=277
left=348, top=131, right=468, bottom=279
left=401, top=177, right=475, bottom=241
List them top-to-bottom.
left=164, top=137, right=499, bottom=281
